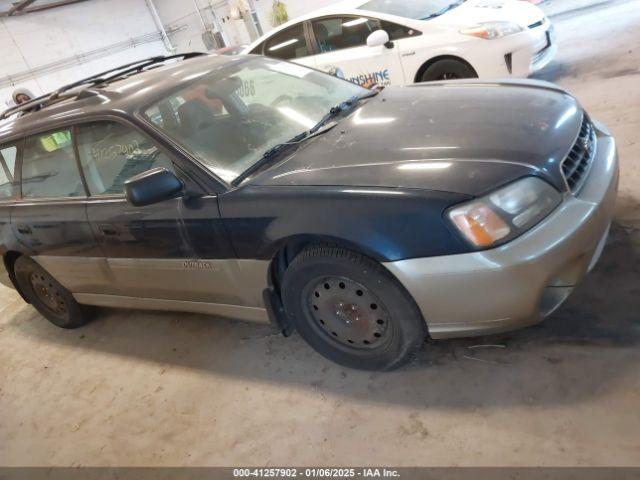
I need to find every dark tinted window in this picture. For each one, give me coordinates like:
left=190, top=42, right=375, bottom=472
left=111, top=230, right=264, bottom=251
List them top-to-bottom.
left=312, top=17, right=380, bottom=54
left=381, top=20, right=422, bottom=40
left=264, top=23, right=309, bottom=60
left=76, top=121, right=174, bottom=196
left=22, top=129, right=84, bottom=199
left=0, top=145, right=17, bottom=199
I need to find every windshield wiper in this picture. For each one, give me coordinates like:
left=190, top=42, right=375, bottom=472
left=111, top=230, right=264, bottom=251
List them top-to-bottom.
left=422, top=0, right=465, bottom=20
left=232, top=91, right=380, bottom=186
left=231, top=124, right=334, bottom=186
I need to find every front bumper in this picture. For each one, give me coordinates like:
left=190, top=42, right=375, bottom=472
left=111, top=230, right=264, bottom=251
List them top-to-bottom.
left=471, top=21, right=557, bottom=78
left=384, top=125, right=619, bottom=339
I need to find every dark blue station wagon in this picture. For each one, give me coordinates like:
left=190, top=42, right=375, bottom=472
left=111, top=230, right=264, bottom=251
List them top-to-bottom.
left=0, top=54, right=618, bottom=370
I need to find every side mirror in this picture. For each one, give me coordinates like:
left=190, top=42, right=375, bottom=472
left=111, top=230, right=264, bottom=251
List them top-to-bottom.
left=367, top=30, right=393, bottom=49
left=124, top=167, right=184, bottom=207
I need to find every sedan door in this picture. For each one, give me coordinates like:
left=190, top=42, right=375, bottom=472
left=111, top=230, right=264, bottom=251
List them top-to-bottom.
left=309, top=16, right=405, bottom=87
left=75, top=120, right=264, bottom=315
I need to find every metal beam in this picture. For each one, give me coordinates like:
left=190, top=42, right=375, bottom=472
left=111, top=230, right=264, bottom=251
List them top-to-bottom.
left=1, top=0, right=89, bottom=17
left=5, top=0, right=38, bottom=16
left=16, top=0, right=88, bottom=14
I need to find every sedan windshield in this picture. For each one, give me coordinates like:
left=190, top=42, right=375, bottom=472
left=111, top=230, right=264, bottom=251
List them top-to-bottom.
left=359, top=0, right=465, bottom=20
left=143, top=56, right=367, bottom=183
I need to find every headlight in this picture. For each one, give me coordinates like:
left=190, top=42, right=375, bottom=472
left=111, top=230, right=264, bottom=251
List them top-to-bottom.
left=460, top=21, right=523, bottom=39
left=448, top=177, right=562, bottom=248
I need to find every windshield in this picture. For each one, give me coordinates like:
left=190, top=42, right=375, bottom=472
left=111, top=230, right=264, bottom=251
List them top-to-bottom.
left=359, top=0, right=464, bottom=20
left=143, top=56, right=366, bottom=183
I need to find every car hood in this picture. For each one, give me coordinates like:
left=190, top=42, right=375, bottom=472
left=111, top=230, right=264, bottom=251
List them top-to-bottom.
left=435, top=0, right=545, bottom=28
left=251, top=79, right=583, bottom=197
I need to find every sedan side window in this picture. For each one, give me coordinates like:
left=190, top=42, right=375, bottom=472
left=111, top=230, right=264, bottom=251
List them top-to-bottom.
left=312, top=17, right=380, bottom=54
left=264, top=23, right=310, bottom=60
left=76, top=121, right=175, bottom=196
left=22, top=129, right=85, bottom=199
left=0, top=145, right=17, bottom=199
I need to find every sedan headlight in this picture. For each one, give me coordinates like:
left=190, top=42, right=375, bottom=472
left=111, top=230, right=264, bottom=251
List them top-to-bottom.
left=460, top=21, right=524, bottom=39
left=448, top=177, right=562, bottom=248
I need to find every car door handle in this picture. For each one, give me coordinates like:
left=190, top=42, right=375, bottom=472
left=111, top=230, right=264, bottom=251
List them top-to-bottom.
left=17, top=225, right=32, bottom=235
left=98, top=225, right=119, bottom=236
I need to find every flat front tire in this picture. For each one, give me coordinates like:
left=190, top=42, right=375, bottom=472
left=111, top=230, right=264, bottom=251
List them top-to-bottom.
left=281, top=246, right=426, bottom=370
left=14, top=256, right=90, bottom=329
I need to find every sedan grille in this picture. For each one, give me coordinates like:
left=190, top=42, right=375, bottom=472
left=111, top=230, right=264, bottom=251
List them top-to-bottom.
left=561, top=115, right=597, bottom=194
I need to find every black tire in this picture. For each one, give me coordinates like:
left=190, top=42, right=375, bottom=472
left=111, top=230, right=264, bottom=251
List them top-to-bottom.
left=420, top=59, right=477, bottom=82
left=281, top=246, right=426, bottom=371
left=14, top=256, right=90, bottom=329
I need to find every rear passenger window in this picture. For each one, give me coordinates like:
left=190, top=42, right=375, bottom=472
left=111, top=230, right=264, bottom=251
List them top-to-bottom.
left=312, top=17, right=380, bottom=54
left=264, top=23, right=310, bottom=60
left=76, top=121, right=175, bottom=196
left=22, top=129, right=85, bottom=199
left=0, top=145, right=17, bottom=199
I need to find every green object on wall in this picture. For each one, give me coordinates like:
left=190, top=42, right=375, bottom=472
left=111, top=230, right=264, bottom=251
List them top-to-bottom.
left=272, top=0, right=289, bottom=26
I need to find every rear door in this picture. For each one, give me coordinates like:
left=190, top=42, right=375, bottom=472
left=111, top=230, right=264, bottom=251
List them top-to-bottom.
left=309, top=15, right=405, bottom=87
left=75, top=119, right=248, bottom=307
left=9, top=128, right=107, bottom=294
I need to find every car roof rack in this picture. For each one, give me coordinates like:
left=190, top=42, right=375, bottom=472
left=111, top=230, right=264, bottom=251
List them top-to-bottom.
left=0, top=52, right=206, bottom=121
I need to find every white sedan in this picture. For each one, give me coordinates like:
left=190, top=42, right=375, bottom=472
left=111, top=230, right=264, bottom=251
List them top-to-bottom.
left=243, top=0, right=557, bottom=86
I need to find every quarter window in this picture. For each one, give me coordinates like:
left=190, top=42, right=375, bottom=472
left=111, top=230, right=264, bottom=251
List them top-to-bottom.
left=311, top=16, right=380, bottom=54
left=381, top=20, right=422, bottom=40
left=264, top=23, right=310, bottom=60
left=76, top=121, right=174, bottom=196
left=21, top=129, right=85, bottom=199
left=0, top=145, right=17, bottom=199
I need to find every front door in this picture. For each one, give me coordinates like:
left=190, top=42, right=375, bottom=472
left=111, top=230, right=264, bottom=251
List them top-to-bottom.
left=309, top=16, right=405, bottom=87
left=75, top=120, right=264, bottom=312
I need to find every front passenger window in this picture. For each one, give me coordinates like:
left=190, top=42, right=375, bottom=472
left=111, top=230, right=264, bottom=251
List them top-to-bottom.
left=312, top=17, right=380, bottom=54
left=76, top=121, right=175, bottom=196
left=22, top=129, right=84, bottom=199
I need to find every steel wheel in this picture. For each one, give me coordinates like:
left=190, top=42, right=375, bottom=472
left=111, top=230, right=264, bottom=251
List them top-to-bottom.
left=282, top=246, right=427, bottom=370
left=14, top=256, right=90, bottom=329
left=29, top=272, right=68, bottom=316
left=304, top=276, right=391, bottom=349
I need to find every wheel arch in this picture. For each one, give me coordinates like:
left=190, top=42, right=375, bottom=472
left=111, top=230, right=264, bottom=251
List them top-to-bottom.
left=414, top=54, right=478, bottom=83
left=262, top=235, right=429, bottom=337
left=3, top=250, right=30, bottom=303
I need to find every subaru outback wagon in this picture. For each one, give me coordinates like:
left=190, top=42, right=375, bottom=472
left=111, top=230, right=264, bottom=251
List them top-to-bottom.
left=0, top=53, right=618, bottom=370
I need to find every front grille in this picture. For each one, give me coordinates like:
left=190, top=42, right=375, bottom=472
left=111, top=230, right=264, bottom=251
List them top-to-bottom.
left=528, top=19, right=544, bottom=29
left=561, top=115, right=597, bottom=194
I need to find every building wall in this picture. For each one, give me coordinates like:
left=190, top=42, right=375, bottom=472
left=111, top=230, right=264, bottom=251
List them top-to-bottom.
left=0, top=0, right=168, bottom=108
left=0, top=0, right=343, bottom=110
left=151, top=0, right=344, bottom=53
left=253, top=0, right=343, bottom=27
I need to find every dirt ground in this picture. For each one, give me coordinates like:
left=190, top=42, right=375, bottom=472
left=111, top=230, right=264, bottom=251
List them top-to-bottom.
left=0, top=0, right=639, bottom=467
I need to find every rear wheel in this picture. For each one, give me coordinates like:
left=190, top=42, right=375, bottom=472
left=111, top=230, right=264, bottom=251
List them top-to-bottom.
left=420, top=59, right=477, bottom=82
left=281, top=246, right=426, bottom=370
left=14, top=256, right=90, bottom=329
